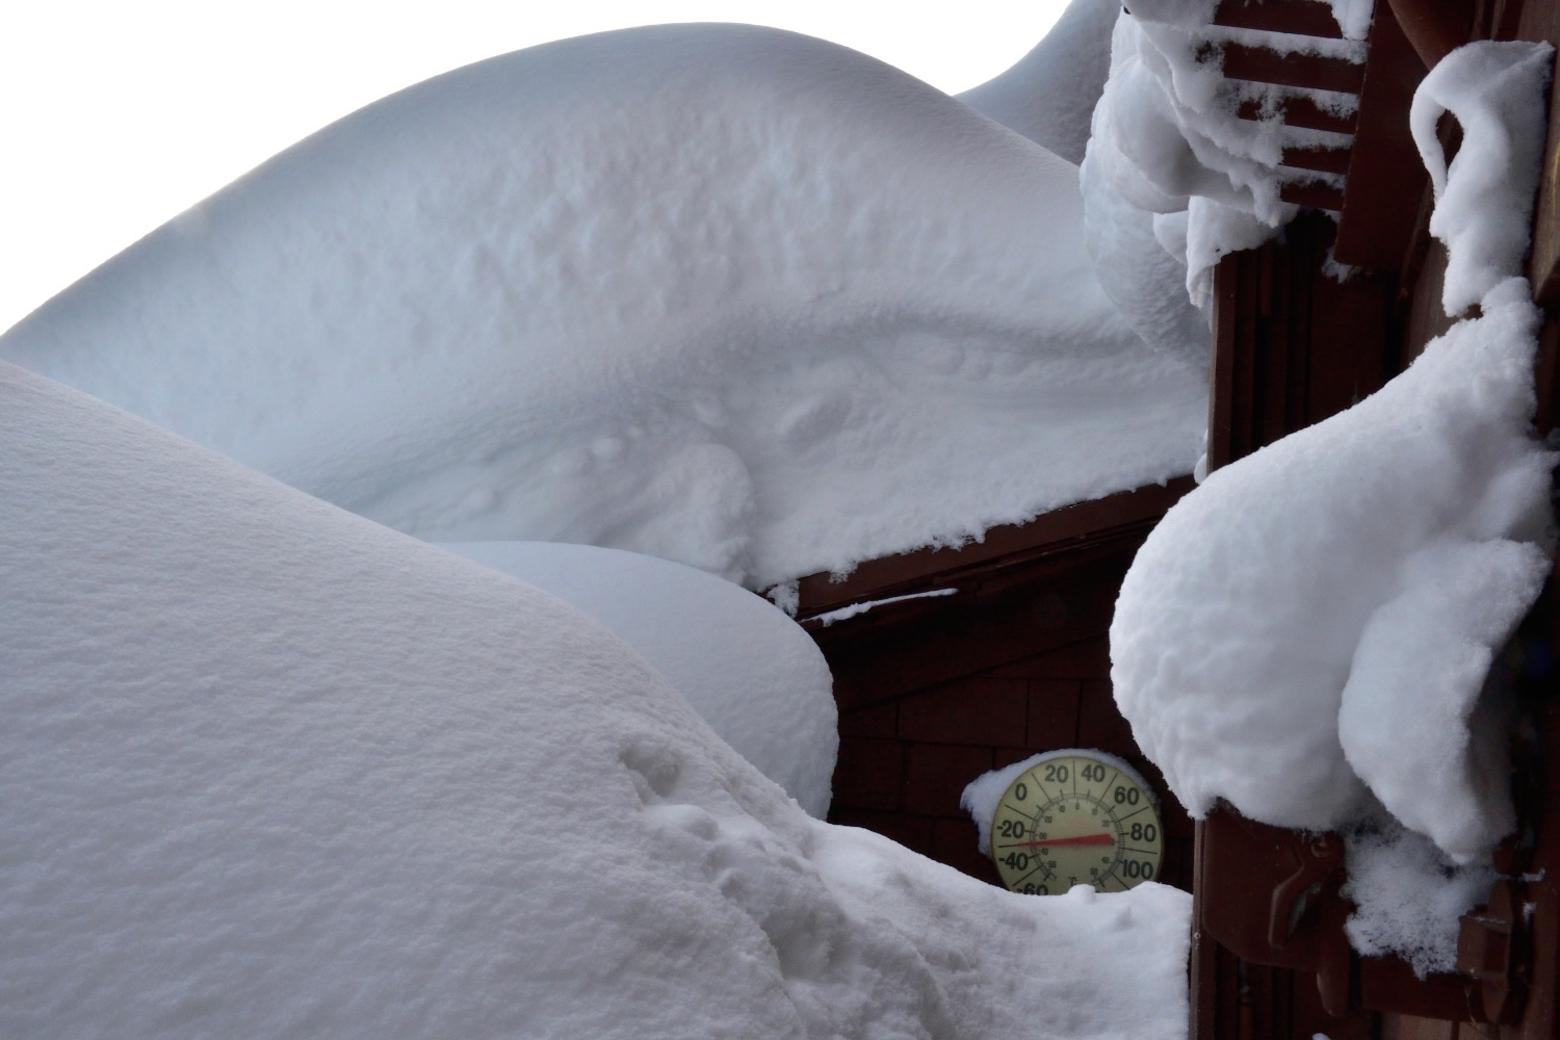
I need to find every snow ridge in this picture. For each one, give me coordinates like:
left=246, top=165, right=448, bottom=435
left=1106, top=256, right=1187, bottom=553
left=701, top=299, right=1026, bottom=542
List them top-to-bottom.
left=1, top=23, right=1204, bottom=589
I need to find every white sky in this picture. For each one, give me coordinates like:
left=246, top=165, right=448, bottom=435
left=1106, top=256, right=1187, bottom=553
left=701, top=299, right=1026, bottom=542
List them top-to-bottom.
left=0, top=1, right=1068, bottom=333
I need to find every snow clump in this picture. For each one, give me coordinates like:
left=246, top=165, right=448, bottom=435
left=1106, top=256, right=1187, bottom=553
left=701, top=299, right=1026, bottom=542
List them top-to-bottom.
left=0, top=23, right=1205, bottom=590
left=1410, top=39, right=1554, bottom=315
left=1111, top=281, right=1552, bottom=851
left=2, top=363, right=1194, bottom=1039
left=442, top=540, right=838, bottom=817
left=1342, top=819, right=1498, bottom=976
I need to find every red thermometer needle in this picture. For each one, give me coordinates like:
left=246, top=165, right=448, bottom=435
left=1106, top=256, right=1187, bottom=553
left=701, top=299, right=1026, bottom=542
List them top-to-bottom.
left=1005, top=833, right=1115, bottom=848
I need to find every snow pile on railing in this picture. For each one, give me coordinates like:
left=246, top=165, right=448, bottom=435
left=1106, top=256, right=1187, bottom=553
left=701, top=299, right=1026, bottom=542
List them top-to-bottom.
left=1079, top=0, right=1370, bottom=348
left=0, top=24, right=1204, bottom=591
left=1110, top=40, right=1555, bottom=973
left=1411, top=41, right=1554, bottom=314
left=1, top=363, right=1192, bottom=1038
left=442, top=540, right=837, bottom=817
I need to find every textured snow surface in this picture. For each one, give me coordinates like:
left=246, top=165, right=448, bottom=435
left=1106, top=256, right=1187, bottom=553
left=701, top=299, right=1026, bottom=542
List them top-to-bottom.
left=959, top=0, right=1120, bottom=163
left=0, top=24, right=1204, bottom=589
left=1411, top=40, right=1553, bottom=316
left=1079, top=139, right=1212, bottom=369
left=2, top=364, right=1193, bottom=1039
left=442, top=540, right=837, bottom=816
left=961, top=749, right=1154, bottom=856
left=1342, top=819, right=1497, bottom=976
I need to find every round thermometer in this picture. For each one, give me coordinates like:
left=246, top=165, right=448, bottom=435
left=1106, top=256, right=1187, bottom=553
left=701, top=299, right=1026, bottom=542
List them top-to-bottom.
left=989, top=751, right=1163, bottom=895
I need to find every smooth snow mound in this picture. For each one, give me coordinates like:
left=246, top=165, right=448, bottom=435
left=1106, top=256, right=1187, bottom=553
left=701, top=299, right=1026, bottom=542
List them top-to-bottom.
left=959, top=0, right=1121, bottom=163
left=1, top=24, right=1205, bottom=590
left=1, top=363, right=1192, bottom=1039
left=442, top=540, right=837, bottom=816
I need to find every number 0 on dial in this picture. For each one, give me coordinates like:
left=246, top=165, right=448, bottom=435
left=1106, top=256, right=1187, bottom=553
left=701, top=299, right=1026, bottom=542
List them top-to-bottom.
left=990, top=751, right=1163, bottom=895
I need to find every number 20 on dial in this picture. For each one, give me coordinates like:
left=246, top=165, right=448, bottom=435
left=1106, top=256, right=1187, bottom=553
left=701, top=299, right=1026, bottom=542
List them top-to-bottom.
left=989, top=752, right=1163, bottom=895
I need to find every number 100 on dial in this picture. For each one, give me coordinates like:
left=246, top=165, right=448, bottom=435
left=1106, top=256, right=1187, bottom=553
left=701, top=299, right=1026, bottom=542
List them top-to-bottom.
left=989, top=751, right=1163, bottom=895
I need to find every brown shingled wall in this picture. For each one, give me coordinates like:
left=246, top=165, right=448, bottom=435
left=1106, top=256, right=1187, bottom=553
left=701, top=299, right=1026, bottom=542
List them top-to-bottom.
left=813, top=546, right=1196, bottom=893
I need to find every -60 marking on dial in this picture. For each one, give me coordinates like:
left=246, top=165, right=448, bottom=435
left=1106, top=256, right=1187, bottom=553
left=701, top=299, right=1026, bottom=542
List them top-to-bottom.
left=989, top=751, right=1163, bottom=895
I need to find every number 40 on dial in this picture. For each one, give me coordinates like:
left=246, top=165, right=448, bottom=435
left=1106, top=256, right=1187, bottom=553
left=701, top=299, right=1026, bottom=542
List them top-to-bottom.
left=989, top=750, right=1163, bottom=895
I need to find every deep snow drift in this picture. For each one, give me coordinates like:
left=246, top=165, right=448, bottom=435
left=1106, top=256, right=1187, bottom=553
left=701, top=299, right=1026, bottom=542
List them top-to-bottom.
left=0, top=23, right=1205, bottom=590
left=0, top=363, right=1192, bottom=1038
left=442, top=540, right=837, bottom=816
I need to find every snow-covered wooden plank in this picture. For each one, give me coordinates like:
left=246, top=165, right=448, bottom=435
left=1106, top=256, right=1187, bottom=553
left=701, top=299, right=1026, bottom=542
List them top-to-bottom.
left=1222, top=43, right=1368, bottom=93
left=1237, top=93, right=1359, bottom=133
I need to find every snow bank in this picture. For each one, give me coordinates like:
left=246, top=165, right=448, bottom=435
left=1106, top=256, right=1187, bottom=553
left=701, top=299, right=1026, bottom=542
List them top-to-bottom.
left=958, top=0, right=1121, bottom=163
left=0, top=24, right=1204, bottom=590
left=1411, top=40, right=1553, bottom=316
left=2, top=363, right=1192, bottom=1038
left=442, top=540, right=837, bottom=817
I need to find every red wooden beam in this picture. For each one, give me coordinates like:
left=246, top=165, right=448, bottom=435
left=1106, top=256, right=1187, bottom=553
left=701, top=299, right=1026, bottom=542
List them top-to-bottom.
left=1212, top=0, right=1344, bottom=38
left=1332, top=0, right=1431, bottom=270
left=1385, top=0, right=1475, bottom=68
left=1519, top=0, right=1560, bottom=304
left=1222, top=43, right=1368, bottom=93
left=1238, top=94, right=1359, bottom=133
left=789, top=477, right=1195, bottom=617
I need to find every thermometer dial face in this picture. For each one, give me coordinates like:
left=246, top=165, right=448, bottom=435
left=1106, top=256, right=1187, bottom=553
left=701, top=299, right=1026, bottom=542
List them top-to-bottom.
left=989, top=752, right=1163, bottom=895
